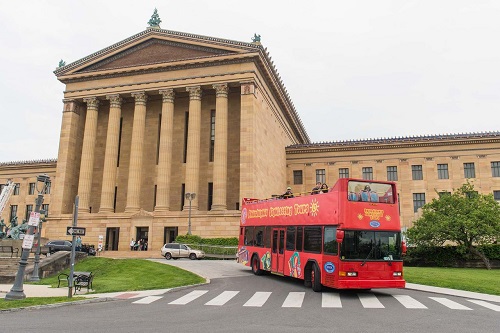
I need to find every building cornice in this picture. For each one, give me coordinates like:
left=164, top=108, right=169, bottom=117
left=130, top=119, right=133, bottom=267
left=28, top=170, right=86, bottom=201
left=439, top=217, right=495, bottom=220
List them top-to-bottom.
left=286, top=132, right=500, bottom=154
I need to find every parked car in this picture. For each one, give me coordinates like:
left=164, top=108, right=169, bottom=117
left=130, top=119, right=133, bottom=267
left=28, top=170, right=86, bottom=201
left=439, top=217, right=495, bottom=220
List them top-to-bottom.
left=46, top=240, right=72, bottom=254
left=161, top=243, right=205, bottom=260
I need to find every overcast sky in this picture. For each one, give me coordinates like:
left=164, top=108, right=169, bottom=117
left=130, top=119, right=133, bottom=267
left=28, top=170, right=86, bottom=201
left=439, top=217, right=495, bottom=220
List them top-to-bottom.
left=1, top=0, right=499, bottom=162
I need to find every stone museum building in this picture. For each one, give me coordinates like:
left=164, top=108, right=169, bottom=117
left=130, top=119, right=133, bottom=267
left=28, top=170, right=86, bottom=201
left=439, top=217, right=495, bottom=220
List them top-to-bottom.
left=1, top=18, right=500, bottom=251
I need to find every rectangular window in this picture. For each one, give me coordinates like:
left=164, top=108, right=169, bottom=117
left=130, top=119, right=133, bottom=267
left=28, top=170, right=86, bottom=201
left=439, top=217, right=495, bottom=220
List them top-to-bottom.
left=209, top=110, right=215, bottom=162
left=183, top=112, right=189, bottom=163
left=156, top=113, right=161, bottom=165
left=117, top=117, right=123, bottom=167
left=491, top=161, right=500, bottom=177
left=464, top=163, right=476, bottom=179
left=437, top=164, right=449, bottom=179
left=412, top=165, right=423, bottom=180
left=387, top=166, right=398, bottom=181
left=362, top=167, right=373, bottom=180
left=339, top=168, right=349, bottom=179
left=316, top=169, right=326, bottom=184
left=293, top=170, right=303, bottom=185
left=44, top=181, right=51, bottom=195
left=29, top=182, right=36, bottom=195
left=208, top=182, right=213, bottom=210
left=13, top=183, right=20, bottom=195
left=181, top=184, right=185, bottom=210
left=154, top=185, right=157, bottom=208
left=438, top=191, right=451, bottom=198
left=493, top=191, right=500, bottom=202
left=413, top=193, right=426, bottom=212
left=25, top=204, right=33, bottom=221
left=42, top=204, right=49, bottom=217
left=10, top=205, right=18, bottom=221
left=254, top=226, right=264, bottom=247
left=303, top=226, right=322, bottom=253
left=323, top=226, right=338, bottom=255
left=244, top=227, right=254, bottom=246
left=264, top=227, right=271, bottom=248
left=286, top=227, right=296, bottom=251
left=296, top=227, right=303, bottom=251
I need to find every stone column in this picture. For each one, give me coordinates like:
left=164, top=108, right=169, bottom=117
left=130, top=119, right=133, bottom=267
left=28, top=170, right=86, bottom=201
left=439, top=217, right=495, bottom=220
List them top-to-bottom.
left=211, top=83, right=229, bottom=210
left=184, top=86, right=202, bottom=210
left=155, top=89, right=175, bottom=212
left=125, top=92, right=148, bottom=213
left=99, top=94, right=123, bottom=213
left=77, top=97, right=99, bottom=213
left=52, top=99, right=81, bottom=216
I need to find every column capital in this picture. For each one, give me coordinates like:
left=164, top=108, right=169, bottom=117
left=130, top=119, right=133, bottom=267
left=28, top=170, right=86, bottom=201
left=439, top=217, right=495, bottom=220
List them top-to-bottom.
left=213, top=83, right=229, bottom=98
left=186, top=86, right=202, bottom=100
left=159, top=89, right=175, bottom=103
left=131, top=91, right=148, bottom=105
left=106, top=94, right=123, bottom=107
left=83, top=97, right=99, bottom=110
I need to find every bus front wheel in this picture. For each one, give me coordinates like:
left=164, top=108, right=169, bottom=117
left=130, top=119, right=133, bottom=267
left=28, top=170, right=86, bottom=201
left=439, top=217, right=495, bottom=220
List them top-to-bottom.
left=251, top=255, right=263, bottom=275
left=311, top=264, right=322, bottom=292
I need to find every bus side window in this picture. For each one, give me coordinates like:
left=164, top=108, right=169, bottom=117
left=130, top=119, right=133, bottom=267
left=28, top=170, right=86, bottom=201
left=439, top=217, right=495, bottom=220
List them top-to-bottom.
left=244, top=227, right=254, bottom=246
left=286, top=227, right=296, bottom=251
left=296, top=227, right=303, bottom=251
left=272, top=230, right=278, bottom=253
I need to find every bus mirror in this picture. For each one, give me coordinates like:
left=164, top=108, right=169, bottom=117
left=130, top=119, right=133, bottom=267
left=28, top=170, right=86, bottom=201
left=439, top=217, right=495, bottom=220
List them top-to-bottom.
left=336, top=230, right=345, bottom=243
left=402, top=240, right=407, bottom=255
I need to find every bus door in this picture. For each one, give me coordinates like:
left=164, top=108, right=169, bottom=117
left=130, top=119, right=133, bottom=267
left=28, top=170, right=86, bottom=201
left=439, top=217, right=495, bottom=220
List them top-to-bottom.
left=271, top=228, right=285, bottom=274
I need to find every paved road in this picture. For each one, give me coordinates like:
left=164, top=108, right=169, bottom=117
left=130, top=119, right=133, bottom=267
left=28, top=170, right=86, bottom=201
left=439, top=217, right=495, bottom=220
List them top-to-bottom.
left=1, top=260, right=499, bottom=333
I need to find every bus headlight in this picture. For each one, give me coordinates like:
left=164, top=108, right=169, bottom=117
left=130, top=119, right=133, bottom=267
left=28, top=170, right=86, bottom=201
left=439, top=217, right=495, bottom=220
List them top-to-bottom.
left=393, top=271, right=402, bottom=277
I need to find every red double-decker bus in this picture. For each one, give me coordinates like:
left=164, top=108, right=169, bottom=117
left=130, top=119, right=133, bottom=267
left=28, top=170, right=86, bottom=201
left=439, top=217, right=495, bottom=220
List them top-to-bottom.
left=237, top=178, right=406, bottom=291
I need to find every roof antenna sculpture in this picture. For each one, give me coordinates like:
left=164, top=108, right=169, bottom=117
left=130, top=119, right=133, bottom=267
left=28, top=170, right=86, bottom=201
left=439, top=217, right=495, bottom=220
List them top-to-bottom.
left=148, top=8, right=162, bottom=28
left=58, top=59, right=66, bottom=68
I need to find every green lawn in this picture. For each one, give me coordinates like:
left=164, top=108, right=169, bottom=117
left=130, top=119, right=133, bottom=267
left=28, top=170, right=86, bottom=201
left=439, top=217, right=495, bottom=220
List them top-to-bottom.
left=1, top=257, right=205, bottom=310
left=404, top=266, right=500, bottom=295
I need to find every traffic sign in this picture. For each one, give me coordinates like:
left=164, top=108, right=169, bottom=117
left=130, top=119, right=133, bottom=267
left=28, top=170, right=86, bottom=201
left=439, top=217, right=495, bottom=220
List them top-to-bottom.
left=67, top=226, right=86, bottom=236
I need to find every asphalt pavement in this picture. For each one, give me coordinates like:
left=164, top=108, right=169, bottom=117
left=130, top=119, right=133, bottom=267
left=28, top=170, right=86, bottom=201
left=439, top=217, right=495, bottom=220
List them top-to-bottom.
left=1, top=260, right=499, bottom=303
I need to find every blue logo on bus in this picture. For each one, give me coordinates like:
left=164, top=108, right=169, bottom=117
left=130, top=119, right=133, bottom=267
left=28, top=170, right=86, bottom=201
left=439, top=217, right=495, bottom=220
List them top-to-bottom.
left=369, top=220, right=381, bottom=228
left=324, top=262, right=335, bottom=274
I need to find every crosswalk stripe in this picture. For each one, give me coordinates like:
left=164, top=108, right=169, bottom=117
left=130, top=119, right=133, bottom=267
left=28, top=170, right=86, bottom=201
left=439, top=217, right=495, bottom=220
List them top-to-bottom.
left=169, top=290, right=209, bottom=305
left=205, top=291, right=240, bottom=306
left=243, top=292, right=272, bottom=307
left=282, top=292, right=305, bottom=308
left=322, top=293, right=342, bottom=308
left=358, top=293, right=385, bottom=308
left=392, top=295, right=427, bottom=309
left=132, top=296, right=163, bottom=304
left=429, top=297, right=472, bottom=310
left=467, top=300, right=500, bottom=312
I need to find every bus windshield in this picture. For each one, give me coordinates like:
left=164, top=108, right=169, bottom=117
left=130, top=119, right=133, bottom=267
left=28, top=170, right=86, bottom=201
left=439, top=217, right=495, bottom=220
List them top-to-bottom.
left=347, top=181, right=394, bottom=203
left=340, top=230, right=403, bottom=261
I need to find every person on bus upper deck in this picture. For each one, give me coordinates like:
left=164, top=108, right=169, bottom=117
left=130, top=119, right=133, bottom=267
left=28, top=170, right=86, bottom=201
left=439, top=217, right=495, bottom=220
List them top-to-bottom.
left=311, top=182, right=322, bottom=195
left=321, top=183, right=329, bottom=193
left=282, top=187, right=294, bottom=199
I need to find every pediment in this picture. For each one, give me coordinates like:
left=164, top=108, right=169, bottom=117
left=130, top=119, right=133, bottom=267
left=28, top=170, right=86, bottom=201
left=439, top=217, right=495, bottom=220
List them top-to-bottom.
left=55, top=28, right=260, bottom=78
left=76, top=38, right=235, bottom=73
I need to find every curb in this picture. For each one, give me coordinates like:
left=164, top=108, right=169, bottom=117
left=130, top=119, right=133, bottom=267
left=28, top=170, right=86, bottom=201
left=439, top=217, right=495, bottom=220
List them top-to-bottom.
left=405, top=283, right=500, bottom=303
left=0, top=297, right=117, bottom=313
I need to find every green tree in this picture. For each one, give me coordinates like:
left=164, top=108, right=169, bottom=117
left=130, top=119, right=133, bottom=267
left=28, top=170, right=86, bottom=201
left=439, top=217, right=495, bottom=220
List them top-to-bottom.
left=406, top=181, right=500, bottom=269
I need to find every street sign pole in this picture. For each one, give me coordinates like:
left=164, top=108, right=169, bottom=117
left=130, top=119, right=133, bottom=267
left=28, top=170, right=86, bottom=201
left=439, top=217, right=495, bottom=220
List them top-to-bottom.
left=68, top=195, right=79, bottom=298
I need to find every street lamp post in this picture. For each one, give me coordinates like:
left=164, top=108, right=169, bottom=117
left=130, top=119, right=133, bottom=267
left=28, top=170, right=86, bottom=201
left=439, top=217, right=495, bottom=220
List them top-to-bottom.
left=5, top=174, right=50, bottom=300
left=185, top=192, right=196, bottom=235
left=29, top=209, right=46, bottom=282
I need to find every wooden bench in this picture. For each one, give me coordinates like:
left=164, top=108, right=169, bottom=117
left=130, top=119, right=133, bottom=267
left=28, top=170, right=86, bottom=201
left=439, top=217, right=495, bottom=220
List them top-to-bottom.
left=0, top=245, right=19, bottom=258
left=57, top=271, right=94, bottom=294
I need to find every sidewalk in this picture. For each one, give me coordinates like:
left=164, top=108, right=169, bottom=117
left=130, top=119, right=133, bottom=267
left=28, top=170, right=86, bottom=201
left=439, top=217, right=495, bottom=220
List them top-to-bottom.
left=2, top=260, right=499, bottom=303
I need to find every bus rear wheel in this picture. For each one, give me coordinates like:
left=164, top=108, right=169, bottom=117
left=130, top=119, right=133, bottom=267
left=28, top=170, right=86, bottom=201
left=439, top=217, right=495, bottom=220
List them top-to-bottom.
left=251, top=255, right=263, bottom=275
left=311, top=264, right=322, bottom=292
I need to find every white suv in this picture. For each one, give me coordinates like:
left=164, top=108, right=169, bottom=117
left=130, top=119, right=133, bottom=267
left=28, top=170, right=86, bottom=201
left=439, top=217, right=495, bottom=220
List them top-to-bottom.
left=161, top=243, right=205, bottom=260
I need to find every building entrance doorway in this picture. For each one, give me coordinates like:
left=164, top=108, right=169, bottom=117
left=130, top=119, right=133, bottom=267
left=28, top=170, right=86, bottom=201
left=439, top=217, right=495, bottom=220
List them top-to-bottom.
left=105, top=227, right=120, bottom=251
left=135, top=227, right=149, bottom=250
left=164, top=227, right=178, bottom=244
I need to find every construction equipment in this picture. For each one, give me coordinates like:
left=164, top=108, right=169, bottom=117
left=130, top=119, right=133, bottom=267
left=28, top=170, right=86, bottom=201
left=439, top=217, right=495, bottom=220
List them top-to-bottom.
left=0, top=180, right=15, bottom=217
